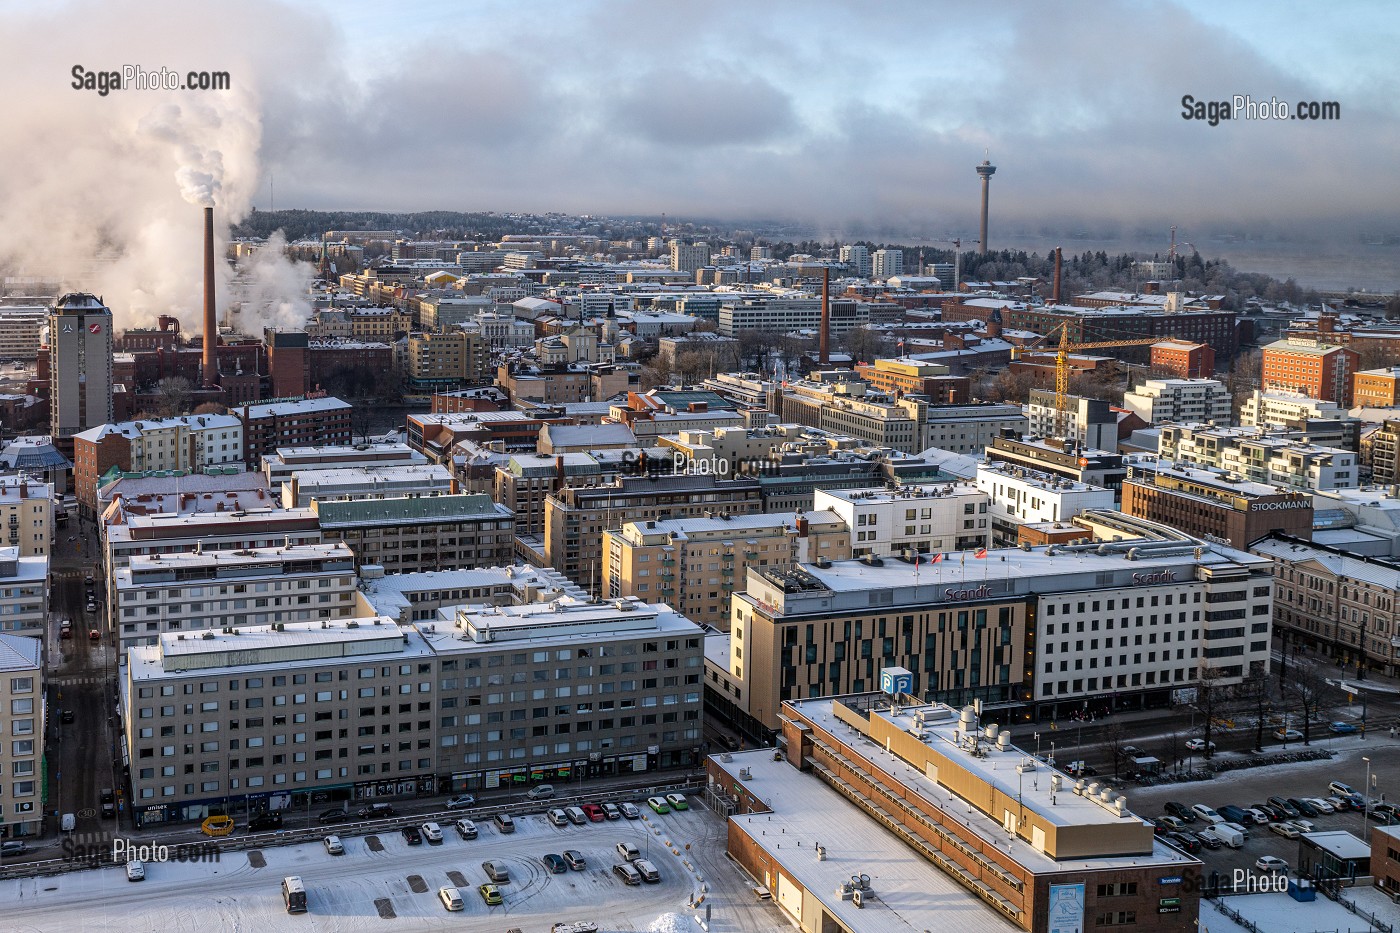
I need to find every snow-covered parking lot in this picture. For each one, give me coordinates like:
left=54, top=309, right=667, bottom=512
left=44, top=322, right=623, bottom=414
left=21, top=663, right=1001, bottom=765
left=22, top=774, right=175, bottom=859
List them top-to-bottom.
left=3, top=805, right=758, bottom=933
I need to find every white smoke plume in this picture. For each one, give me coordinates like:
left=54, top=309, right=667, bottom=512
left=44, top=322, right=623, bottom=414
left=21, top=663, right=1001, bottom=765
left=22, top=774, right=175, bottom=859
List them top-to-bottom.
left=0, top=1, right=313, bottom=334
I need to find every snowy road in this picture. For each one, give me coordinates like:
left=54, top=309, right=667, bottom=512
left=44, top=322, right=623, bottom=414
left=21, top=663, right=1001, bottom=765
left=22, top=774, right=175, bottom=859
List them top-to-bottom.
left=2, top=808, right=777, bottom=933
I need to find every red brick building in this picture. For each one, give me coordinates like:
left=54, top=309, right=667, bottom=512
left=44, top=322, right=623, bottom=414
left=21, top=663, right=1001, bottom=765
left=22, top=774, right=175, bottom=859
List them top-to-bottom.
left=265, top=330, right=309, bottom=398
left=1150, top=339, right=1215, bottom=379
left=307, top=340, right=394, bottom=391
left=1260, top=340, right=1360, bottom=406
left=235, top=396, right=353, bottom=462
left=71, top=426, right=132, bottom=515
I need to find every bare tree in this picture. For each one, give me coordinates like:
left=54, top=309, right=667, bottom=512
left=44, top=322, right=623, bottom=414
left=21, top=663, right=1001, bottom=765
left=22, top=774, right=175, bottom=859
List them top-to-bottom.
left=841, top=327, right=891, bottom=365
left=156, top=376, right=193, bottom=418
left=192, top=401, right=228, bottom=416
left=1287, top=661, right=1328, bottom=746
left=1193, top=664, right=1224, bottom=761
left=1242, top=664, right=1272, bottom=752
left=1103, top=718, right=1128, bottom=779
left=1159, top=728, right=1184, bottom=776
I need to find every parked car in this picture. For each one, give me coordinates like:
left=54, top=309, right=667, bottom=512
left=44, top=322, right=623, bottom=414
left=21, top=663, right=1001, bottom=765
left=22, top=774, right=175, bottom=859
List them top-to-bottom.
left=1328, top=722, right=1358, bottom=735
left=1274, top=728, right=1303, bottom=741
left=1185, top=739, right=1215, bottom=752
left=1329, top=781, right=1358, bottom=797
left=525, top=784, right=556, bottom=800
left=665, top=793, right=689, bottom=811
left=445, top=794, right=476, bottom=810
left=646, top=796, right=671, bottom=815
left=1267, top=797, right=1300, bottom=818
left=1302, top=797, right=1335, bottom=814
left=1287, top=798, right=1320, bottom=817
left=601, top=802, right=622, bottom=820
left=619, top=802, right=641, bottom=820
left=1164, top=802, right=1197, bottom=822
left=356, top=803, right=395, bottom=819
left=581, top=803, right=606, bottom=822
left=1367, top=803, right=1400, bottom=823
left=1191, top=804, right=1223, bottom=824
left=1218, top=805, right=1251, bottom=825
left=564, top=806, right=587, bottom=825
left=1242, top=807, right=1271, bottom=825
left=317, top=808, right=349, bottom=824
left=549, top=809, right=570, bottom=827
left=248, top=812, right=284, bottom=832
left=493, top=813, right=516, bottom=834
left=1158, top=815, right=1186, bottom=832
left=455, top=818, right=478, bottom=840
left=1291, top=819, right=1318, bottom=833
left=1151, top=820, right=1170, bottom=837
left=1219, top=820, right=1251, bottom=840
left=1270, top=821, right=1301, bottom=839
left=421, top=822, right=443, bottom=844
left=401, top=825, right=423, bottom=846
left=1201, top=825, right=1243, bottom=848
left=1193, top=830, right=1222, bottom=850
left=1165, top=832, right=1200, bottom=854
left=323, top=835, right=344, bottom=856
left=1, top=841, right=28, bottom=857
left=615, top=842, right=641, bottom=862
left=563, top=849, right=586, bottom=870
left=543, top=853, right=567, bottom=874
left=1256, top=856, right=1289, bottom=873
left=633, top=858, right=661, bottom=883
left=126, top=859, right=145, bottom=881
left=481, top=860, right=510, bottom=883
left=612, top=863, right=642, bottom=886
left=478, top=883, right=503, bottom=906
left=438, top=886, right=464, bottom=912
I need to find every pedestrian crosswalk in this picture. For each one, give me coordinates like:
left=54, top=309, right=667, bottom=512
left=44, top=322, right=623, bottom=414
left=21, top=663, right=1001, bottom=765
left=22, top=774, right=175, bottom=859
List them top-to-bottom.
left=51, top=675, right=109, bottom=687
left=67, top=832, right=106, bottom=846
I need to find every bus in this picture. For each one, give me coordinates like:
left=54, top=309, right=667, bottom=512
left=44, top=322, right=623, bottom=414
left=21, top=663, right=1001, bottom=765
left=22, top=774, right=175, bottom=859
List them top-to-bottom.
left=282, top=876, right=307, bottom=914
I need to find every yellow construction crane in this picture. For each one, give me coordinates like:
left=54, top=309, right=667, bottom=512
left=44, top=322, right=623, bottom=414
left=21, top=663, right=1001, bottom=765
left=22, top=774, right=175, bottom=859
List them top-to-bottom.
left=1012, top=323, right=1158, bottom=438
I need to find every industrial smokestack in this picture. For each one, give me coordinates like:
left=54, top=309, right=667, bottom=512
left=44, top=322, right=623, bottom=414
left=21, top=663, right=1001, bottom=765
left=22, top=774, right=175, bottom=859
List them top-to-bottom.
left=976, top=159, right=997, bottom=255
left=202, top=206, right=218, bottom=388
left=1052, top=246, right=1063, bottom=304
left=819, top=266, right=831, bottom=366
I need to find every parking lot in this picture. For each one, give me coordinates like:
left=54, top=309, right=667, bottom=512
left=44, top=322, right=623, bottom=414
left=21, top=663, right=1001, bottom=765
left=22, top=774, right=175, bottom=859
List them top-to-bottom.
left=1128, top=741, right=1400, bottom=886
left=0, top=798, right=781, bottom=932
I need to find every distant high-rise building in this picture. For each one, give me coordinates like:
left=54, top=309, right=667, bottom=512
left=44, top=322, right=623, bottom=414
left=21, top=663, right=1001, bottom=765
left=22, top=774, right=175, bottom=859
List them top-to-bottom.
left=669, top=239, right=710, bottom=273
left=750, top=245, right=772, bottom=261
left=839, top=245, right=871, bottom=276
left=871, top=248, right=904, bottom=280
left=48, top=293, right=113, bottom=439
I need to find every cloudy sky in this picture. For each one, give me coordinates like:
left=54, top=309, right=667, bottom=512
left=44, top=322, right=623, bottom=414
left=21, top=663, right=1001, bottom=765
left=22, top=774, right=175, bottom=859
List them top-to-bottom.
left=0, top=0, right=1397, bottom=291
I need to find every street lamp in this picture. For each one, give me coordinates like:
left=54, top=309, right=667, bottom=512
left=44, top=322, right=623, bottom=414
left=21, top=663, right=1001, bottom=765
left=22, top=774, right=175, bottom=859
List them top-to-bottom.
left=1364, top=757, right=1372, bottom=817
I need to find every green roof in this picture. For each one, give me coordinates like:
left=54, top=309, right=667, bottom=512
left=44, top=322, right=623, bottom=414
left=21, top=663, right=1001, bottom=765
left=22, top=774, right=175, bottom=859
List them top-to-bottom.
left=315, top=493, right=509, bottom=528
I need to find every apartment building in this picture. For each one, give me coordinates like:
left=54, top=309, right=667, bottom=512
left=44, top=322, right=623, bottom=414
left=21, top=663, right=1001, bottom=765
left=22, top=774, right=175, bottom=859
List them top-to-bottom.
left=668, top=240, right=710, bottom=273
left=871, top=247, right=904, bottom=279
left=718, top=297, right=868, bottom=337
left=0, top=306, right=48, bottom=361
left=403, top=330, right=491, bottom=392
left=1150, top=338, right=1215, bottom=379
left=1261, top=340, right=1359, bottom=405
left=853, top=357, right=970, bottom=405
left=1353, top=367, right=1400, bottom=408
left=1122, top=378, right=1233, bottom=425
left=776, top=380, right=921, bottom=452
left=1027, top=390, right=1116, bottom=449
left=1239, top=390, right=1349, bottom=429
left=236, top=397, right=354, bottom=463
left=923, top=403, right=1028, bottom=454
left=72, top=414, right=245, bottom=515
left=1368, top=420, right=1400, bottom=487
left=1157, top=424, right=1357, bottom=491
left=986, top=436, right=1127, bottom=490
left=261, top=443, right=428, bottom=488
left=493, top=453, right=604, bottom=536
left=1121, top=458, right=1313, bottom=547
left=974, top=462, right=1116, bottom=546
left=282, top=464, right=454, bottom=508
left=544, top=475, right=764, bottom=592
left=0, top=477, right=53, bottom=556
left=812, top=484, right=988, bottom=557
left=312, top=493, right=515, bottom=573
left=105, top=508, right=322, bottom=579
left=602, top=511, right=850, bottom=630
left=112, top=542, right=359, bottom=650
left=0, top=548, right=49, bottom=638
left=356, top=564, right=587, bottom=624
left=122, top=597, right=703, bottom=826
left=0, top=634, right=43, bottom=839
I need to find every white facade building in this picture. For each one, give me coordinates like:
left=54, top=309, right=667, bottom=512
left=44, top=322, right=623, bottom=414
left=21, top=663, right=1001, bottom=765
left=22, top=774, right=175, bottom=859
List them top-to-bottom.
left=839, top=245, right=871, bottom=277
left=871, top=248, right=904, bottom=280
left=1122, top=378, right=1233, bottom=425
left=1240, top=390, right=1349, bottom=428
left=974, top=461, right=1116, bottom=545
left=812, top=483, right=990, bottom=557
left=0, top=633, right=42, bottom=837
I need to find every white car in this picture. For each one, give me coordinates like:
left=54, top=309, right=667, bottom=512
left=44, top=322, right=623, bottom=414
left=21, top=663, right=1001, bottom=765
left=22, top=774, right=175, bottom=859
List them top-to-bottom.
left=1185, top=739, right=1215, bottom=751
left=1329, top=781, right=1358, bottom=797
left=445, top=794, right=476, bottom=810
left=1302, top=797, right=1335, bottom=814
left=619, top=802, right=641, bottom=819
left=1191, top=804, right=1223, bottom=824
left=548, top=808, right=569, bottom=827
left=1244, top=808, right=1271, bottom=825
left=455, top=818, right=477, bottom=840
left=1292, top=818, right=1318, bottom=833
left=421, top=821, right=443, bottom=843
left=1270, top=821, right=1301, bottom=839
left=323, top=834, right=344, bottom=855
left=1256, top=856, right=1288, bottom=873
left=126, top=859, right=145, bottom=882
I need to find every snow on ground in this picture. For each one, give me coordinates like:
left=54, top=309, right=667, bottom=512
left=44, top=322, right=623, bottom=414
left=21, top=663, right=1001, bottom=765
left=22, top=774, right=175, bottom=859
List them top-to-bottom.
left=0, top=808, right=776, bottom=933
left=1201, top=891, right=1396, bottom=932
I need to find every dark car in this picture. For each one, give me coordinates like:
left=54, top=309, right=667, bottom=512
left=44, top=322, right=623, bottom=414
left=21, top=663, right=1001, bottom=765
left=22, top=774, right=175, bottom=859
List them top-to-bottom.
left=59, top=709, right=74, bottom=724
left=1267, top=796, right=1300, bottom=818
left=1287, top=797, right=1320, bottom=817
left=1164, top=802, right=1197, bottom=823
left=357, top=803, right=396, bottom=819
left=1254, top=803, right=1284, bottom=821
left=1368, top=803, right=1400, bottom=824
left=1218, top=805, right=1251, bottom=825
left=317, top=808, right=349, bottom=824
left=248, top=812, right=284, bottom=832
left=1151, top=819, right=1170, bottom=836
left=401, top=825, right=423, bottom=846
left=1193, top=831, right=1222, bottom=850
left=1165, top=832, right=1200, bottom=854
left=542, top=853, right=567, bottom=873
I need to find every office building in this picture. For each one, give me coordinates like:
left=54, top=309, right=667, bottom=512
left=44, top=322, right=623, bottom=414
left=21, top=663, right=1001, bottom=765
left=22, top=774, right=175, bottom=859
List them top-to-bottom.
left=669, top=240, right=710, bottom=274
left=871, top=248, right=904, bottom=279
left=48, top=293, right=114, bottom=439
left=718, top=297, right=869, bottom=337
left=0, top=306, right=48, bottom=361
left=403, top=330, right=492, bottom=392
left=1150, top=338, right=1215, bottom=379
left=1261, top=340, right=1359, bottom=405
left=854, top=358, right=970, bottom=405
left=1353, top=367, right=1400, bottom=408
left=1121, top=378, right=1232, bottom=425
left=775, top=380, right=921, bottom=452
left=1027, top=389, right=1116, bottom=449
left=236, top=397, right=353, bottom=463
left=922, top=403, right=1029, bottom=455
left=986, top=436, right=1127, bottom=490
left=261, top=443, right=428, bottom=489
left=1121, top=458, right=1313, bottom=547
left=975, top=462, right=1116, bottom=546
left=281, top=464, right=453, bottom=508
left=544, top=475, right=764, bottom=592
left=812, top=484, right=988, bottom=558
left=313, top=493, right=514, bottom=574
left=104, top=507, right=322, bottom=581
left=602, top=511, right=850, bottom=630
left=112, top=542, right=359, bottom=650
left=355, top=564, right=587, bottom=624
left=122, top=597, right=703, bottom=826
left=0, top=634, right=43, bottom=839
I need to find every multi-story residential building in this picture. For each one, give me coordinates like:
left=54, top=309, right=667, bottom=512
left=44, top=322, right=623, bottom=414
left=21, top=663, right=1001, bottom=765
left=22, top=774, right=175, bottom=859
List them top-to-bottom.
left=668, top=240, right=710, bottom=273
left=838, top=244, right=871, bottom=276
left=871, top=248, right=904, bottom=279
left=48, top=293, right=114, bottom=440
left=417, top=295, right=492, bottom=332
left=718, top=297, right=869, bottom=337
left=0, top=306, right=49, bottom=361
left=403, top=330, right=491, bottom=392
left=1150, top=338, right=1215, bottom=379
left=1261, top=339, right=1360, bottom=405
left=853, top=358, right=970, bottom=405
left=496, top=362, right=629, bottom=406
left=1353, top=367, right=1400, bottom=408
left=1122, top=378, right=1232, bottom=425
left=775, top=380, right=921, bottom=452
left=1027, top=389, right=1116, bottom=448
left=235, top=397, right=353, bottom=463
left=921, top=403, right=1029, bottom=454
left=407, top=410, right=552, bottom=461
left=71, top=414, right=245, bottom=515
left=1368, top=420, right=1400, bottom=487
left=1157, top=424, right=1358, bottom=491
left=986, top=435, right=1127, bottom=490
left=261, top=443, right=428, bottom=488
left=493, top=453, right=604, bottom=536
left=1121, top=457, right=1313, bottom=547
left=974, top=462, right=1116, bottom=546
left=282, top=464, right=453, bottom=508
left=544, top=475, right=764, bottom=592
left=0, top=477, right=53, bottom=556
left=812, top=484, right=988, bottom=557
left=313, top=493, right=514, bottom=573
left=104, top=507, right=322, bottom=579
left=602, top=511, right=850, bottom=629
left=1252, top=534, right=1400, bottom=678
left=718, top=537, right=1270, bottom=730
left=112, top=543, right=359, bottom=650
left=0, top=548, right=47, bottom=638
left=355, top=564, right=587, bottom=624
left=122, top=597, right=703, bottom=826
left=0, top=634, right=43, bottom=839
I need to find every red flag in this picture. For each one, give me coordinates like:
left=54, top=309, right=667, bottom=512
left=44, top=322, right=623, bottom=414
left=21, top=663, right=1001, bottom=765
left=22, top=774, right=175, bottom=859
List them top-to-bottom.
left=974, top=547, right=988, bottom=559
left=930, top=553, right=943, bottom=563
